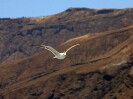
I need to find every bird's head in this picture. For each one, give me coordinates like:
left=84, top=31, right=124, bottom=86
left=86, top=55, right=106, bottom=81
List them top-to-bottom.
left=63, top=51, right=66, bottom=55
left=62, top=52, right=66, bottom=55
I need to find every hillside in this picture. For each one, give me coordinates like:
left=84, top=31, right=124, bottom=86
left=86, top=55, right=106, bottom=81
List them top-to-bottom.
left=1, top=8, right=133, bottom=64
left=0, top=23, right=133, bottom=99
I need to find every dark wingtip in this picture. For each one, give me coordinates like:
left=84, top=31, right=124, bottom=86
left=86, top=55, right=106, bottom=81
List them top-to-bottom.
left=29, top=44, right=40, bottom=47
left=29, top=44, right=36, bottom=46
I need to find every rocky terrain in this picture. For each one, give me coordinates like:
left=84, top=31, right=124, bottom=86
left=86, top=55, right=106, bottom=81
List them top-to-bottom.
left=0, top=8, right=133, bottom=99
left=1, top=8, right=133, bottom=64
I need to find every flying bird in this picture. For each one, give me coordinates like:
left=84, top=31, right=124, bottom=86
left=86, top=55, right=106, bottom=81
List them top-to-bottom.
left=31, top=44, right=80, bottom=59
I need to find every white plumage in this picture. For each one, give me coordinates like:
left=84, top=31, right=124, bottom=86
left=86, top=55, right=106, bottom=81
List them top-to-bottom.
left=31, top=44, right=80, bottom=59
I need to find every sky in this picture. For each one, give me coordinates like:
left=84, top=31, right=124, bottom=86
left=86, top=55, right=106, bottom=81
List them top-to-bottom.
left=0, top=0, right=133, bottom=18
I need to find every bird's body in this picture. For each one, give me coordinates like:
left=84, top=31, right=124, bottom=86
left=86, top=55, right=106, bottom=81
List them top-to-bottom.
left=31, top=44, right=80, bottom=60
left=53, top=53, right=66, bottom=59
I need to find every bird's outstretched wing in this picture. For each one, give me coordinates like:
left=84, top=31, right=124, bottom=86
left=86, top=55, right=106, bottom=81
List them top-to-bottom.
left=30, top=44, right=60, bottom=56
left=65, top=44, right=80, bottom=53
left=44, top=46, right=60, bottom=56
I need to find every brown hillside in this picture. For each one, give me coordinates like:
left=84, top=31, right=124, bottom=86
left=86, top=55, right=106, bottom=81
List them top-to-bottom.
left=1, top=8, right=133, bottom=64
left=0, top=25, right=133, bottom=99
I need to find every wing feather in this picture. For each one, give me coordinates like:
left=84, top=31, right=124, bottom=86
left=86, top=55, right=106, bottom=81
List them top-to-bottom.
left=31, top=44, right=60, bottom=56
left=65, top=44, right=80, bottom=53
left=45, top=46, right=60, bottom=56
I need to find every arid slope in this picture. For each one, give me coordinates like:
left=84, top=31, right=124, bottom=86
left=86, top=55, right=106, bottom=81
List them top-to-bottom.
left=1, top=8, right=133, bottom=64
left=0, top=25, right=133, bottom=99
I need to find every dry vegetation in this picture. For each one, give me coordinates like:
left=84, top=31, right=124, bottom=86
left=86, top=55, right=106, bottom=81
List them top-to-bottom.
left=0, top=8, right=133, bottom=99
left=1, top=8, right=133, bottom=64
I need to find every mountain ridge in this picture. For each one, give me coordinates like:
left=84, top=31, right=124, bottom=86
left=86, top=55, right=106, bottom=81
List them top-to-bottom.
left=0, top=8, right=133, bottom=99
left=1, top=8, right=133, bottom=64
left=0, top=24, right=133, bottom=98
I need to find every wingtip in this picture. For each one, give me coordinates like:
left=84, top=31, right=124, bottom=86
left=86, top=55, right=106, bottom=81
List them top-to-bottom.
left=29, top=44, right=35, bottom=46
left=30, top=44, right=40, bottom=47
left=76, top=44, right=80, bottom=45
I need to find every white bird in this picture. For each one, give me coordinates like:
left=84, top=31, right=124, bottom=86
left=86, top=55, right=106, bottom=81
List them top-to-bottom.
left=31, top=44, right=80, bottom=59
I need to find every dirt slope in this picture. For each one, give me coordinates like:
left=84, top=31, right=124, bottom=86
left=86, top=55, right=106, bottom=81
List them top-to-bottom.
left=1, top=8, right=133, bottom=64
left=0, top=25, right=133, bottom=99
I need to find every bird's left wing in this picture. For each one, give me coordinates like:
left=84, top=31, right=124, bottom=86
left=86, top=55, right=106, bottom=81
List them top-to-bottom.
left=30, top=44, right=60, bottom=56
left=45, top=46, right=60, bottom=56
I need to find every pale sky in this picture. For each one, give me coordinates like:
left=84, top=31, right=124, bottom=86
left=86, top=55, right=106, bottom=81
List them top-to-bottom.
left=0, top=0, right=133, bottom=18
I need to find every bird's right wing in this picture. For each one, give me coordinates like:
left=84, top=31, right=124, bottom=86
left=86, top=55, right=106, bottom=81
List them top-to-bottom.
left=65, top=44, right=80, bottom=53
left=45, top=46, right=60, bottom=56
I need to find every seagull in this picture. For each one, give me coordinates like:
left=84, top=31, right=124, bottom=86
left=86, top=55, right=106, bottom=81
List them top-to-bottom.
left=31, top=44, right=80, bottom=59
